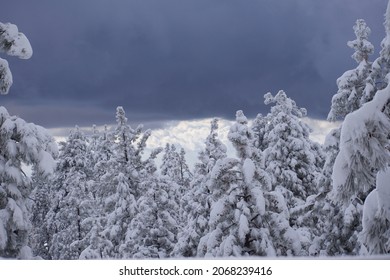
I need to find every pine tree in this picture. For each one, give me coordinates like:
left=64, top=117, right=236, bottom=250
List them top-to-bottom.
left=365, top=0, right=390, bottom=97
left=321, top=8, right=390, bottom=256
left=328, top=19, right=374, bottom=121
left=331, top=83, right=390, bottom=255
left=263, top=91, right=323, bottom=206
left=260, top=92, right=325, bottom=255
left=111, top=106, right=151, bottom=200
left=0, top=107, right=57, bottom=259
left=96, top=107, right=162, bottom=258
left=197, top=112, right=277, bottom=257
left=251, top=113, right=268, bottom=151
left=173, top=118, right=227, bottom=257
left=46, top=127, right=94, bottom=260
left=299, top=128, right=343, bottom=256
left=161, top=144, right=192, bottom=187
left=29, top=167, right=53, bottom=259
left=361, top=169, right=390, bottom=254
left=101, top=172, right=137, bottom=258
left=124, top=176, right=179, bottom=258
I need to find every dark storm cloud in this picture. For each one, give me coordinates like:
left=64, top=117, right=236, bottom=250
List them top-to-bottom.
left=0, top=0, right=388, bottom=128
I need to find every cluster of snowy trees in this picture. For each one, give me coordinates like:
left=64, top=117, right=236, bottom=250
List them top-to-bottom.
left=2, top=3, right=390, bottom=259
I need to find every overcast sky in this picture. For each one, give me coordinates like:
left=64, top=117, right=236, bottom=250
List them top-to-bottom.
left=0, top=0, right=388, bottom=129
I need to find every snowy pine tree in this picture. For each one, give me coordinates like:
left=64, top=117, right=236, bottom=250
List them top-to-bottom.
left=365, top=0, right=390, bottom=98
left=328, top=19, right=374, bottom=121
left=331, top=82, right=390, bottom=255
left=263, top=91, right=323, bottom=206
left=0, top=107, right=57, bottom=259
left=197, top=112, right=277, bottom=257
left=251, top=113, right=269, bottom=151
left=173, top=118, right=227, bottom=257
left=46, top=127, right=94, bottom=260
left=160, top=143, right=192, bottom=188
left=29, top=167, right=53, bottom=259
left=361, top=169, right=390, bottom=254
left=101, top=172, right=137, bottom=258
left=124, top=176, right=179, bottom=258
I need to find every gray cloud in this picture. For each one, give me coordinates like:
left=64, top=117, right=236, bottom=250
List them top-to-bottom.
left=0, top=0, right=388, bottom=128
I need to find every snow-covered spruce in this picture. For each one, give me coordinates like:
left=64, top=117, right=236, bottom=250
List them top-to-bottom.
left=328, top=19, right=374, bottom=121
left=0, top=107, right=57, bottom=259
left=45, top=127, right=93, bottom=260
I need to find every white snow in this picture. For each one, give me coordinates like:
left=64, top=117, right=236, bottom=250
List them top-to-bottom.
left=0, top=22, right=32, bottom=59
left=0, top=58, right=12, bottom=95
left=332, top=83, right=390, bottom=202
left=242, top=158, right=255, bottom=184
left=376, top=168, right=390, bottom=221
left=362, top=189, right=379, bottom=231
left=209, top=198, right=225, bottom=226
left=238, top=214, right=249, bottom=244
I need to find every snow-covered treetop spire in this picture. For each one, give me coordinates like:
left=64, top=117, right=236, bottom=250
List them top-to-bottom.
left=377, top=0, right=390, bottom=71
left=347, top=19, right=374, bottom=63
left=264, top=90, right=307, bottom=118
left=115, top=106, right=128, bottom=126
left=228, top=110, right=254, bottom=159
left=206, top=118, right=227, bottom=160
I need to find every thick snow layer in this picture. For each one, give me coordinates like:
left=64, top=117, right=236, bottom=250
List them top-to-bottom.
left=0, top=22, right=32, bottom=59
left=0, top=58, right=12, bottom=95
left=332, top=83, right=390, bottom=201
left=242, top=158, right=255, bottom=184
left=376, top=168, right=390, bottom=221
left=362, top=190, right=379, bottom=232
left=209, top=198, right=225, bottom=226
left=238, top=214, right=249, bottom=244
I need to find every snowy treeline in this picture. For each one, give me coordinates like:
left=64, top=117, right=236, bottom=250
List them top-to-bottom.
left=2, top=3, right=390, bottom=259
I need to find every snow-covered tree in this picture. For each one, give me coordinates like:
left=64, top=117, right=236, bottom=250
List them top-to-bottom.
left=365, top=0, right=390, bottom=99
left=328, top=19, right=374, bottom=121
left=0, top=22, right=32, bottom=95
left=329, top=81, right=390, bottom=256
left=263, top=91, right=323, bottom=205
left=258, top=92, right=325, bottom=255
left=331, top=92, right=390, bottom=205
left=111, top=106, right=152, bottom=200
left=0, top=107, right=57, bottom=259
left=90, top=107, right=163, bottom=258
left=197, top=112, right=277, bottom=257
left=229, top=113, right=276, bottom=256
left=251, top=113, right=268, bottom=151
left=174, top=118, right=227, bottom=257
left=46, top=127, right=94, bottom=260
left=299, top=127, right=343, bottom=256
left=160, top=143, right=192, bottom=188
left=196, top=157, right=242, bottom=257
left=29, top=167, right=53, bottom=259
left=361, top=169, right=390, bottom=254
left=101, top=172, right=137, bottom=258
left=123, top=176, right=179, bottom=258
